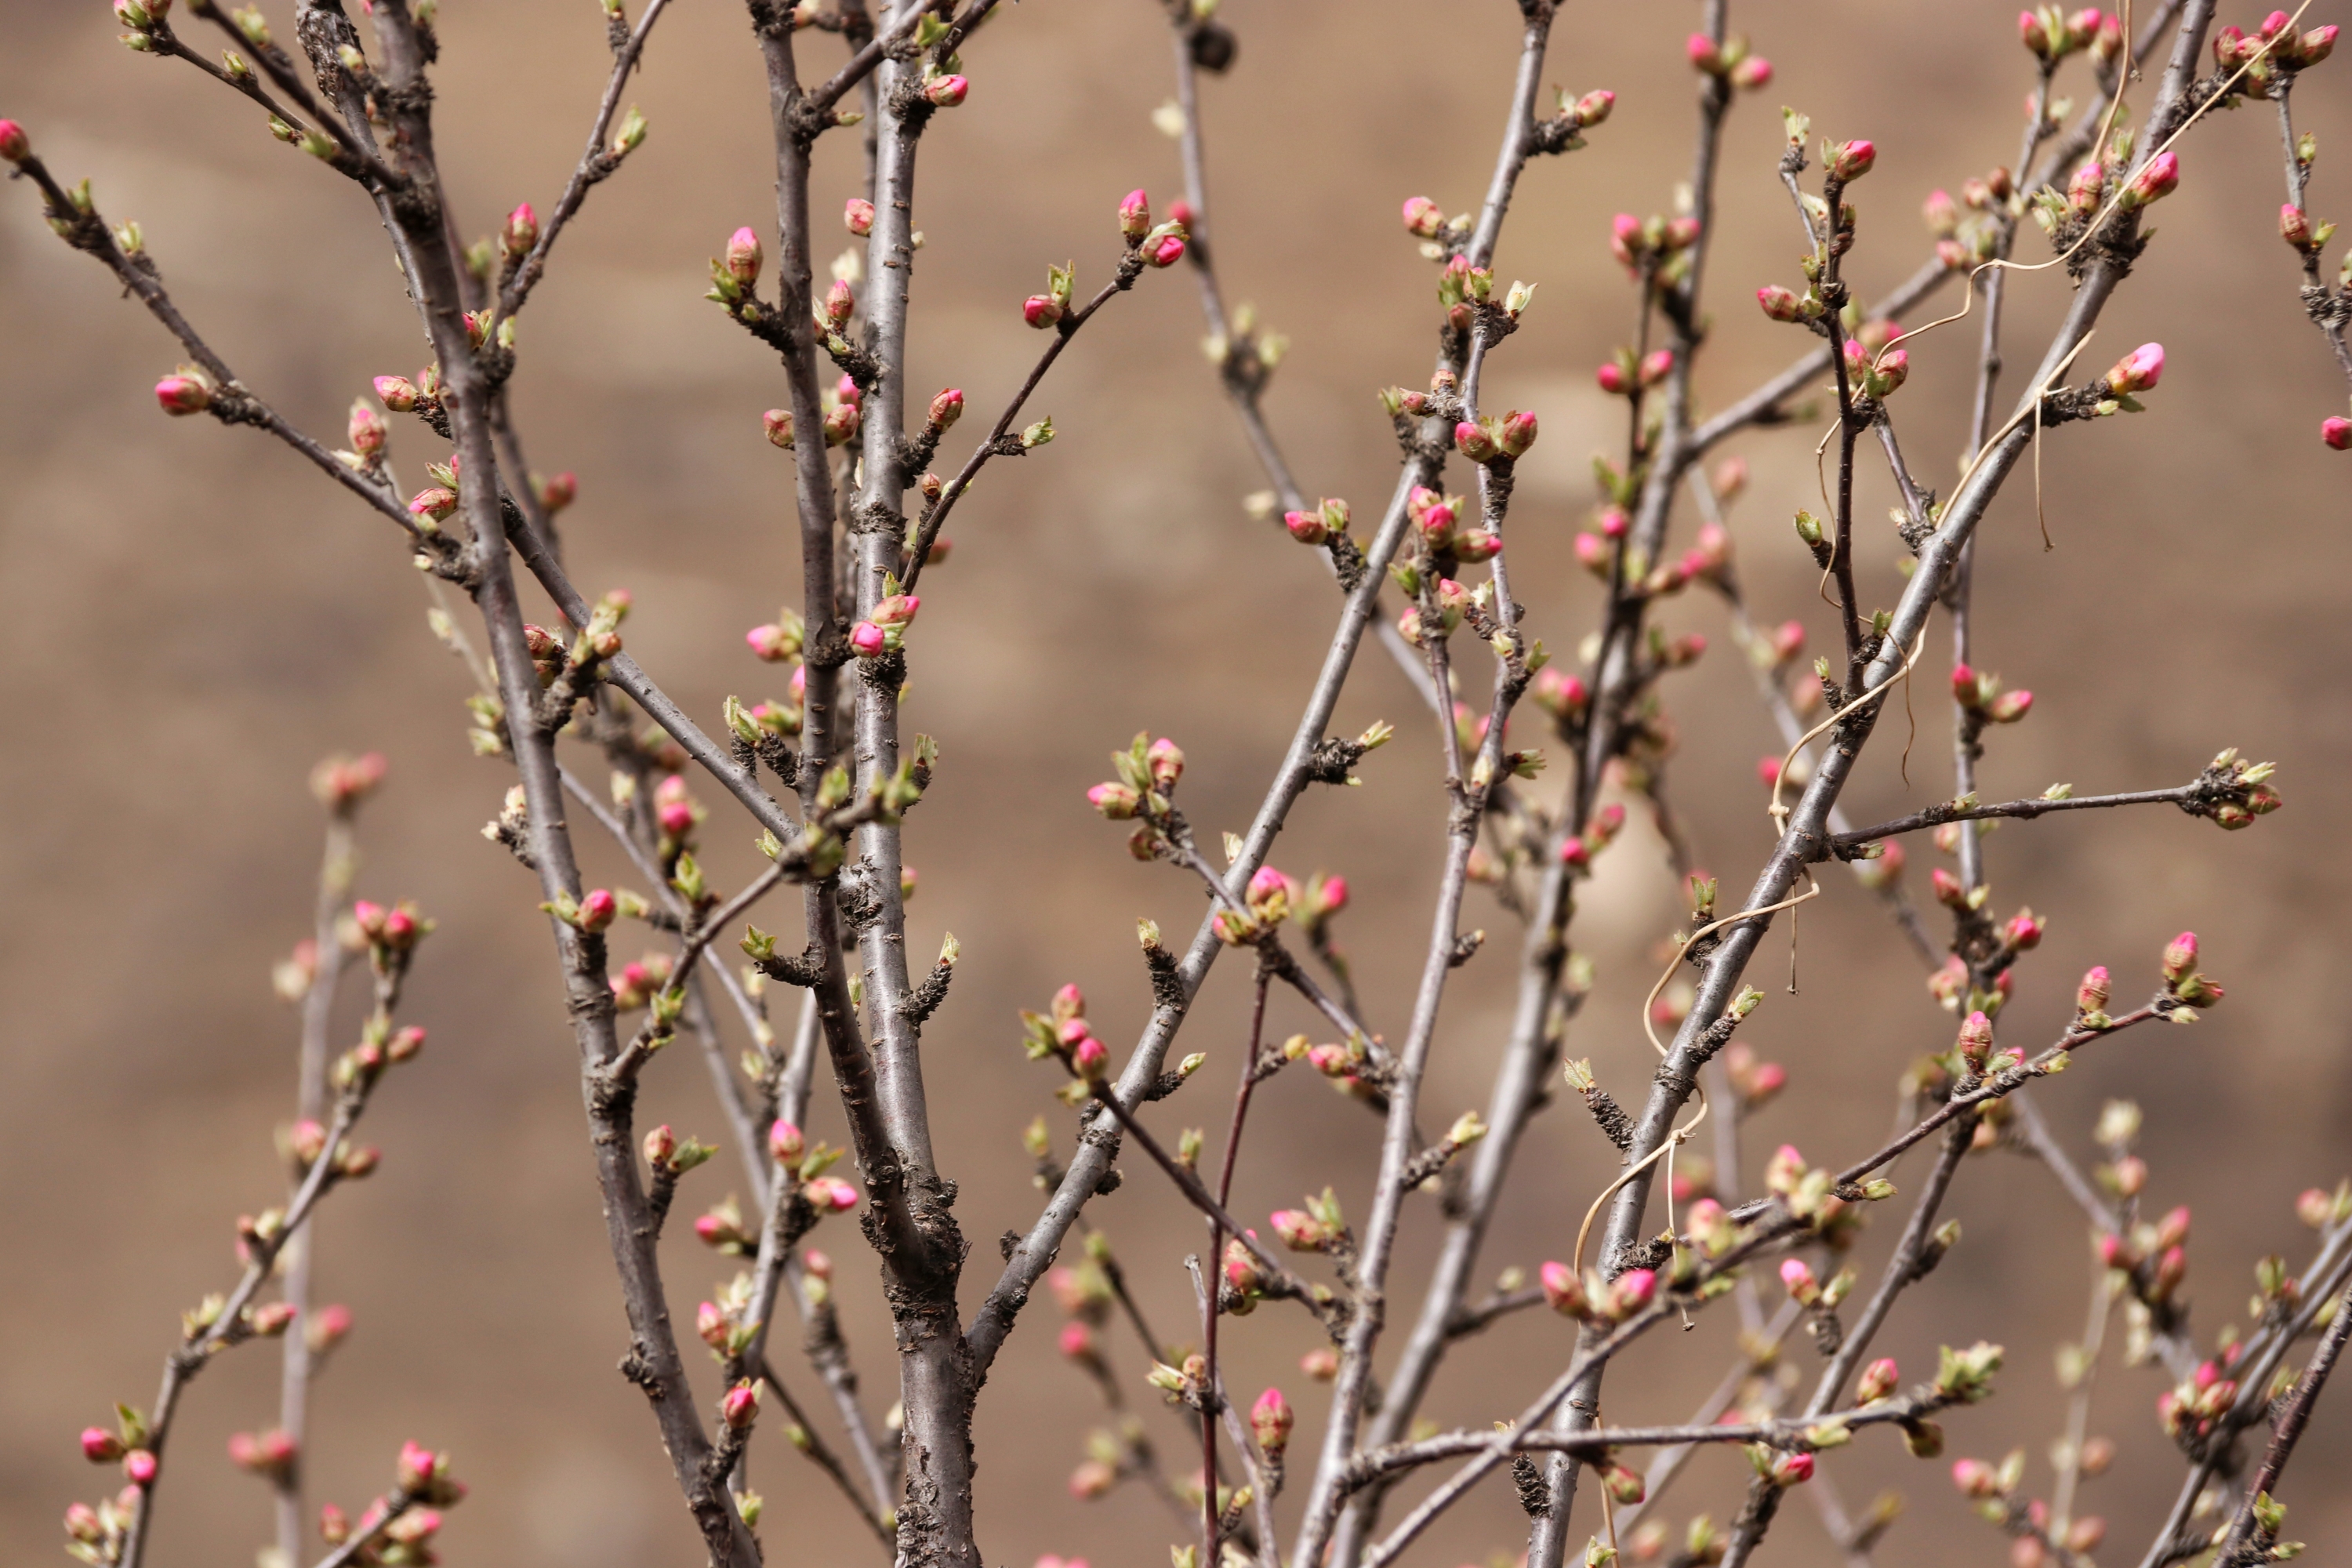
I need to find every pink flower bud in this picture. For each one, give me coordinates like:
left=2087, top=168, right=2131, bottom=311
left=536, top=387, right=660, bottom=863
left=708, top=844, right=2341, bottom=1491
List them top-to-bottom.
left=2019, top=9, right=2051, bottom=53
left=2303, top=24, right=2339, bottom=61
left=1686, top=31, right=1722, bottom=71
left=1732, top=55, right=1773, bottom=87
left=922, top=74, right=967, bottom=107
left=1571, top=89, right=1614, bottom=126
left=0, top=121, right=27, bottom=163
left=1828, top=140, right=1876, bottom=181
left=2120, top=151, right=2179, bottom=209
left=1118, top=187, right=1152, bottom=241
left=1400, top=195, right=1443, bottom=238
left=844, top=197, right=874, bottom=236
left=502, top=201, right=539, bottom=260
left=2281, top=204, right=2314, bottom=248
left=723, top=224, right=763, bottom=285
left=1145, top=231, right=1186, bottom=267
left=823, top=278, right=855, bottom=328
left=1756, top=285, right=1803, bottom=321
left=1022, top=293, right=1063, bottom=329
left=1639, top=349, right=1673, bottom=387
left=1595, top=361, right=1628, bottom=394
left=154, top=373, right=212, bottom=416
left=373, top=374, right=420, bottom=411
left=923, top=387, right=964, bottom=432
left=348, top=400, right=386, bottom=456
left=1498, top=408, right=1538, bottom=456
left=2323, top=416, right=2352, bottom=450
left=1454, top=420, right=1499, bottom=463
left=408, top=487, right=458, bottom=522
left=1284, top=509, right=1330, bottom=545
left=848, top=620, right=887, bottom=658
left=1987, top=688, right=2033, bottom=722
left=1087, top=781, right=1138, bottom=818
left=577, top=888, right=617, bottom=932
left=2004, top=910, right=2045, bottom=949
left=2162, top=930, right=2198, bottom=981
left=2075, top=965, right=2111, bottom=1013
left=1956, top=1010, right=1994, bottom=1069
left=1069, top=1036, right=1109, bottom=1080
left=769, top=1120, right=804, bottom=1166
left=808, top=1176, right=860, bottom=1211
left=2296, top=1188, right=2334, bottom=1228
left=2156, top=1204, right=2191, bottom=1250
left=1270, top=1209, right=1326, bottom=1251
left=1779, top=1258, right=1818, bottom=1300
left=1538, top=1260, right=1586, bottom=1316
left=1610, top=1269, right=1657, bottom=1318
left=697, top=1300, right=729, bottom=1348
left=1057, top=1320, right=1097, bottom=1360
left=1857, top=1358, right=1900, bottom=1402
left=720, top=1381, right=760, bottom=1430
left=1250, top=1388, right=1293, bottom=1455
left=81, top=1428, right=124, bottom=1463
left=124, top=1450, right=158, bottom=1486
left=1771, top=1452, right=1814, bottom=1486
left=1953, top=1457, right=2000, bottom=1497
left=65, top=1504, right=103, bottom=1544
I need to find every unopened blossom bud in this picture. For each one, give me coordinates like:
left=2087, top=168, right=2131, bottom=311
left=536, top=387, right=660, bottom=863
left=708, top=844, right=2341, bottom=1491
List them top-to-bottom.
left=2302, top=23, right=2339, bottom=60
left=1686, top=31, right=1722, bottom=71
left=1732, top=55, right=1773, bottom=87
left=922, top=74, right=968, bottom=107
left=1570, top=89, right=1614, bottom=126
left=0, top=120, right=27, bottom=164
left=1828, top=140, right=1876, bottom=181
left=2118, top=151, right=2179, bottom=209
left=1118, top=187, right=1152, bottom=242
left=1922, top=187, right=1960, bottom=236
left=1401, top=195, right=1444, bottom=238
left=500, top=201, right=539, bottom=261
left=2281, top=204, right=2314, bottom=248
left=723, top=225, right=763, bottom=286
left=1144, top=226, right=1187, bottom=267
left=822, top=278, right=855, bottom=328
left=1757, top=285, right=1803, bottom=321
left=1023, top=293, right=1063, bottom=329
left=2107, top=340, right=2154, bottom=399
left=1639, top=349, right=1673, bottom=387
left=1595, top=361, right=1628, bottom=394
left=155, top=372, right=212, bottom=416
left=373, top=374, right=420, bottom=411
left=924, top=387, right=964, bottom=431
left=822, top=397, right=861, bottom=448
left=348, top=401, right=387, bottom=457
left=760, top=407, right=797, bottom=451
left=1498, top=408, right=1538, bottom=456
left=2325, top=416, right=2352, bottom=451
left=1454, top=421, right=1500, bottom=463
left=408, top=487, right=458, bottom=524
left=1283, top=509, right=1330, bottom=545
left=846, top=621, right=887, bottom=659
left=1987, top=689, right=2033, bottom=722
left=1146, top=737, right=1184, bottom=790
left=1087, top=782, right=1139, bottom=819
left=577, top=888, right=617, bottom=932
left=2004, top=910, right=2045, bottom=949
left=2161, top=930, right=2198, bottom=981
left=2077, top=965, right=2111, bottom=1012
left=1956, top=1011, right=1994, bottom=1069
left=1069, top=1036, right=1109, bottom=1081
left=768, top=1120, right=804, bottom=1166
left=807, top=1176, right=860, bottom=1210
left=2296, top=1188, right=2336, bottom=1227
left=1270, top=1209, right=1327, bottom=1251
left=2151, top=1243, right=2187, bottom=1298
left=1780, top=1258, right=1820, bottom=1303
left=1539, top=1260, right=1588, bottom=1316
left=1607, top=1268, right=1657, bottom=1319
left=1857, top=1358, right=1900, bottom=1403
left=720, top=1381, right=761, bottom=1430
left=1250, top=1388, right=1293, bottom=1456
left=81, top=1428, right=124, bottom=1463
left=125, top=1450, right=158, bottom=1486
left=1769, top=1452, right=1814, bottom=1486
left=1952, top=1457, right=2001, bottom=1497
left=1600, top=1461, right=1646, bottom=1504
left=64, top=1504, right=103, bottom=1544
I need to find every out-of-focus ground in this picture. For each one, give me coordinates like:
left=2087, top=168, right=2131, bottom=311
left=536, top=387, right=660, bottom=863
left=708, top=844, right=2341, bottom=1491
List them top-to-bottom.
left=3, top=2, right=2350, bottom=1566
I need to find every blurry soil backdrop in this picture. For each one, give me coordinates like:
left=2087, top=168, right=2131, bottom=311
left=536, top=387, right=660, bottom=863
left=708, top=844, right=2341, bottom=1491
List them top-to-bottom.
left=3, top=2, right=2350, bottom=1565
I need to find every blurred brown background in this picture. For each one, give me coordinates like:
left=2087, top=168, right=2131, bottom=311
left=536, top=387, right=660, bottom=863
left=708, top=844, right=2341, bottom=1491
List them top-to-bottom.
left=3, top=2, right=2350, bottom=1565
